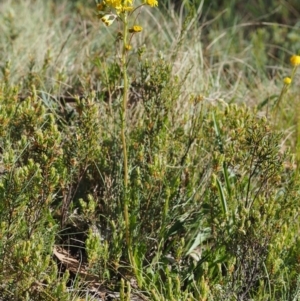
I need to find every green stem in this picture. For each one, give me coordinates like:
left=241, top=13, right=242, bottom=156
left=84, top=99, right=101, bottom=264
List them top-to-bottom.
left=120, top=11, right=143, bottom=289
left=120, top=12, right=132, bottom=262
left=122, top=17, right=129, bottom=190
left=274, top=66, right=298, bottom=120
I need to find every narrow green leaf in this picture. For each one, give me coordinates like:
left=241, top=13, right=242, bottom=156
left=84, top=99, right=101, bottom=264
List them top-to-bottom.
left=216, top=177, right=228, bottom=216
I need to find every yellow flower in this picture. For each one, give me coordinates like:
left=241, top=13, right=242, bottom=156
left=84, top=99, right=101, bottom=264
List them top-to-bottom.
left=104, top=0, right=133, bottom=14
left=105, top=0, right=132, bottom=6
left=144, top=0, right=158, bottom=7
left=101, top=14, right=116, bottom=26
left=129, top=25, right=143, bottom=33
left=125, top=44, right=132, bottom=51
left=290, top=55, right=300, bottom=66
left=283, top=77, right=292, bottom=85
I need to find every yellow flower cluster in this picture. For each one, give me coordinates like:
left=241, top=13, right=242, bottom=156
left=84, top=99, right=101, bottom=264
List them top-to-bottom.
left=97, top=0, right=158, bottom=26
left=97, top=0, right=133, bottom=15
left=98, top=0, right=158, bottom=14
left=105, top=0, right=133, bottom=12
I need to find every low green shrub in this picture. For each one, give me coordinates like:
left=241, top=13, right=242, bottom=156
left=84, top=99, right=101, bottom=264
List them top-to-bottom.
left=0, top=1, right=299, bottom=300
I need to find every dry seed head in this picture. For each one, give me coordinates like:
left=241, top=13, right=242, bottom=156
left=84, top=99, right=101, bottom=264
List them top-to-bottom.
left=97, top=3, right=106, bottom=11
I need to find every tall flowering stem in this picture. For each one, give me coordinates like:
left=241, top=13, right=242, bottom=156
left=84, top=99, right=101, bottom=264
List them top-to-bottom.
left=97, top=0, right=158, bottom=284
left=97, top=0, right=133, bottom=267
left=120, top=11, right=131, bottom=255
left=274, top=54, right=300, bottom=117
left=274, top=54, right=300, bottom=169
left=289, top=55, right=300, bottom=170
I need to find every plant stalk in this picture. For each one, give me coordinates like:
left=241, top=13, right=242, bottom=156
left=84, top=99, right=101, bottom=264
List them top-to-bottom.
left=120, top=12, right=132, bottom=262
